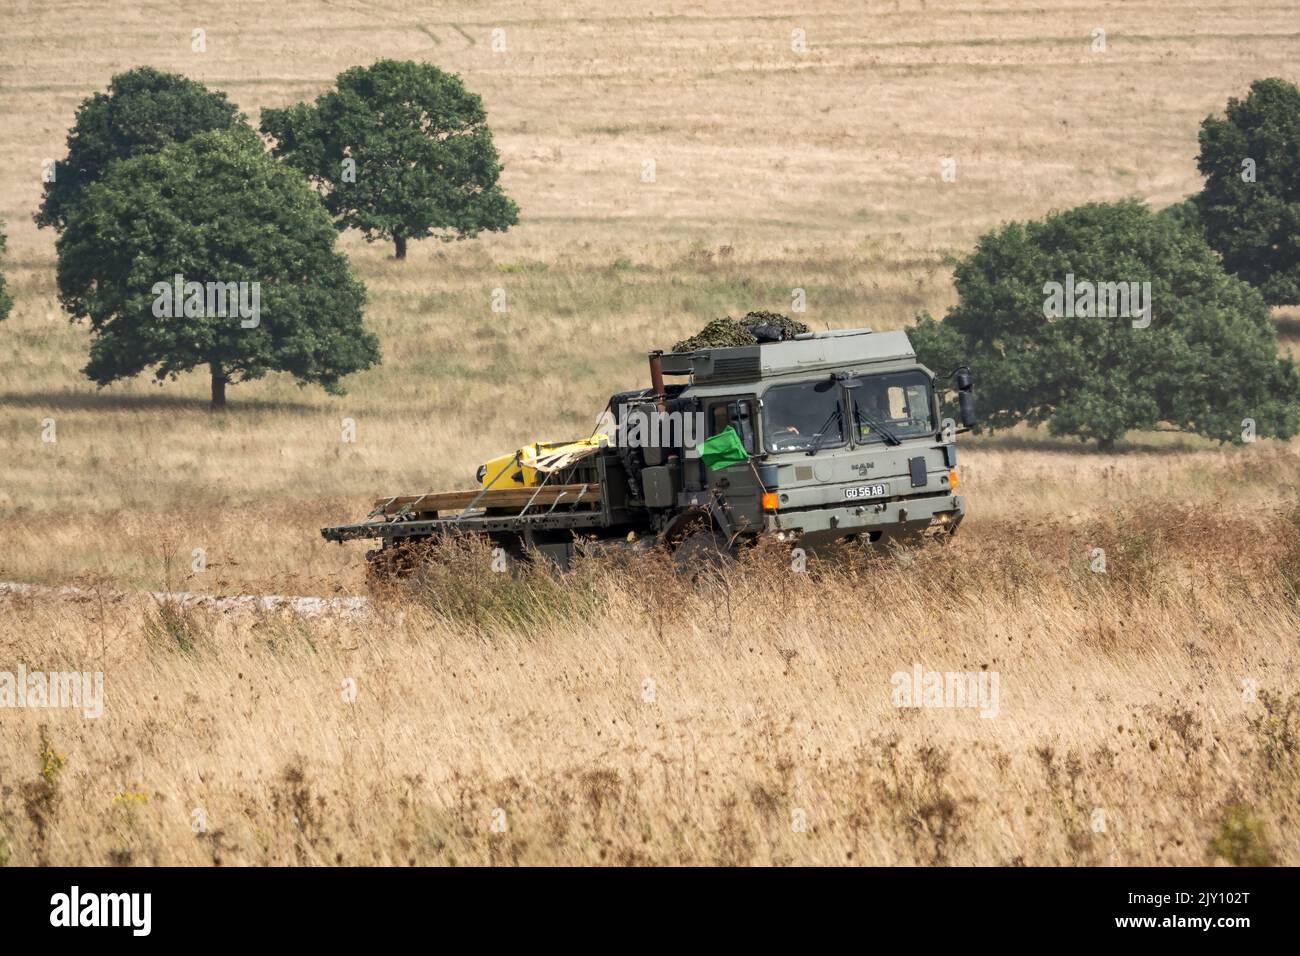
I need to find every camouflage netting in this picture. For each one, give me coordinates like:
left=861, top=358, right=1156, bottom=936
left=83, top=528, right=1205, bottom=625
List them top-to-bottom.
left=744, top=310, right=809, bottom=340
left=671, top=311, right=809, bottom=352
left=671, top=317, right=754, bottom=352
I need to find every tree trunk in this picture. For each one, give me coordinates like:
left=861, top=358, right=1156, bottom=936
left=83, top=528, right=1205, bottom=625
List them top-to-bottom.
left=394, top=234, right=407, bottom=260
left=210, top=361, right=227, bottom=411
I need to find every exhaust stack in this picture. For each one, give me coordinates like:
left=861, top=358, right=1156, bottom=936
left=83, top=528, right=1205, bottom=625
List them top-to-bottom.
left=648, top=350, right=666, bottom=411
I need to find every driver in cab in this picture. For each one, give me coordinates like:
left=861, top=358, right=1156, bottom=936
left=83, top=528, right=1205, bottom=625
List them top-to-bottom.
left=856, top=387, right=893, bottom=440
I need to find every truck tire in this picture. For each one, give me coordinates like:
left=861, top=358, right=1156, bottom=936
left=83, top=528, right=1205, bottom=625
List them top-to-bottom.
left=673, top=529, right=735, bottom=575
left=365, top=539, right=417, bottom=583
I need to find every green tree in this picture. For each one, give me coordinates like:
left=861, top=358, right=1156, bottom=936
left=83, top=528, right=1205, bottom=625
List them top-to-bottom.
left=261, top=59, right=519, bottom=260
left=36, top=66, right=246, bottom=232
left=1196, top=78, right=1300, bottom=305
left=57, top=129, right=380, bottom=409
left=1157, top=195, right=1201, bottom=235
left=910, top=200, right=1300, bottom=449
left=0, top=225, right=12, bottom=323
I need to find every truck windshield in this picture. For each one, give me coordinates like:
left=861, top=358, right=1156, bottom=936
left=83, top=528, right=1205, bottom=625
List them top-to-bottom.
left=852, top=370, right=936, bottom=443
left=763, top=381, right=846, bottom=453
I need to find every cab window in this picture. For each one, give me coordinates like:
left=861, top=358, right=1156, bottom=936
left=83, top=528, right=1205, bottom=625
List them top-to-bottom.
left=852, top=371, right=936, bottom=442
left=762, top=381, right=845, bottom=453
left=707, top=399, right=756, bottom=453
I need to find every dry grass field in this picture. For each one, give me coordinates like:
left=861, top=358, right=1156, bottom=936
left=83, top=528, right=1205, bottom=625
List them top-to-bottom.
left=1, top=0, right=1298, bottom=865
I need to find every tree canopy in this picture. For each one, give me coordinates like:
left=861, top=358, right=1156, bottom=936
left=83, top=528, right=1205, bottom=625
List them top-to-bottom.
left=261, top=59, right=519, bottom=259
left=36, top=66, right=246, bottom=232
left=1196, top=77, right=1300, bottom=305
left=56, top=129, right=380, bottom=408
left=911, top=200, right=1299, bottom=448
left=0, top=225, right=12, bottom=322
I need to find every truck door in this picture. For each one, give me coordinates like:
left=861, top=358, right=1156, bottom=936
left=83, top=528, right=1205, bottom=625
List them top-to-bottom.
left=705, top=398, right=762, bottom=533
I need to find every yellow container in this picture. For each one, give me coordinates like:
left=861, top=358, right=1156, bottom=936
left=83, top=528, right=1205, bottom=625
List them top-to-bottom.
left=477, top=437, right=608, bottom=488
left=478, top=448, right=533, bottom=488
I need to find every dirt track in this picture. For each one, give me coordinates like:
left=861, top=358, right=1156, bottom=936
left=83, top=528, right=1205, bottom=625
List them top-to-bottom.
left=0, top=580, right=368, bottom=617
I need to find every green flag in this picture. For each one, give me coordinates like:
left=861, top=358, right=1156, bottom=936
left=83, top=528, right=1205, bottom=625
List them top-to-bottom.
left=698, top=426, right=749, bottom=472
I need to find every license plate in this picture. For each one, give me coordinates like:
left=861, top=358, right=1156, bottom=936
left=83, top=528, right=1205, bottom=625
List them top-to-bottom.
left=844, top=482, right=889, bottom=501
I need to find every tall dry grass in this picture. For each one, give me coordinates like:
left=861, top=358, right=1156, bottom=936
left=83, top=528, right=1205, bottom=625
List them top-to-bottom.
left=1, top=501, right=1297, bottom=865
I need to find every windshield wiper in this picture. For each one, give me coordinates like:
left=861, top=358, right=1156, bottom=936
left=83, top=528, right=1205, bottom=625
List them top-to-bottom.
left=852, top=400, right=902, bottom=445
left=805, top=406, right=844, bottom=456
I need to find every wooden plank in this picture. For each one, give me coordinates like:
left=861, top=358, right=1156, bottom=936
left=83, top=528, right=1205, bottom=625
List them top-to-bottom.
left=373, top=483, right=602, bottom=515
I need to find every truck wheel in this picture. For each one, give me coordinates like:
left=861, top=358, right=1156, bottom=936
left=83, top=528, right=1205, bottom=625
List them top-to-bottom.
left=673, top=529, right=735, bottom=575
left=365, top=539, right=420, bottom=589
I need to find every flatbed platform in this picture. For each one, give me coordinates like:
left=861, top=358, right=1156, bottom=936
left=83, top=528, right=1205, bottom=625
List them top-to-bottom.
left=321, top=482, right=609, bottom=543
left=372, top=483, right=601, bottom=516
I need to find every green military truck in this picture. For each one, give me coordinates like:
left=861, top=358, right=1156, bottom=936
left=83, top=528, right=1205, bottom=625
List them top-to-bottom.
left=321, top=327, right=975, bottom=571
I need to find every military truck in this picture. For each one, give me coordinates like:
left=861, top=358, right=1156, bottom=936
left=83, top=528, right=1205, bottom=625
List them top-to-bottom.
left=320, top=327, right=975, bottom=572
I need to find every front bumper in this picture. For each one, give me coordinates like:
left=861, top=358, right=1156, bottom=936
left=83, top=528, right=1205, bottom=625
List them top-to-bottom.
left=763, top=493, right=964, bottom=550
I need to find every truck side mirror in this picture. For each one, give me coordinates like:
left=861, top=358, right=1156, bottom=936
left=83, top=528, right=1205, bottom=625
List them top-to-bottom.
left=955, top=369, right=974, bottom=391
left=959, top=390, right=977, bottom=428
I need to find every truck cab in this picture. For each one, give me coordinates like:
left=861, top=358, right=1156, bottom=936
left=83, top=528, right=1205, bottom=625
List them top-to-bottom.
left=651, top=327, right=969, bottom=552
